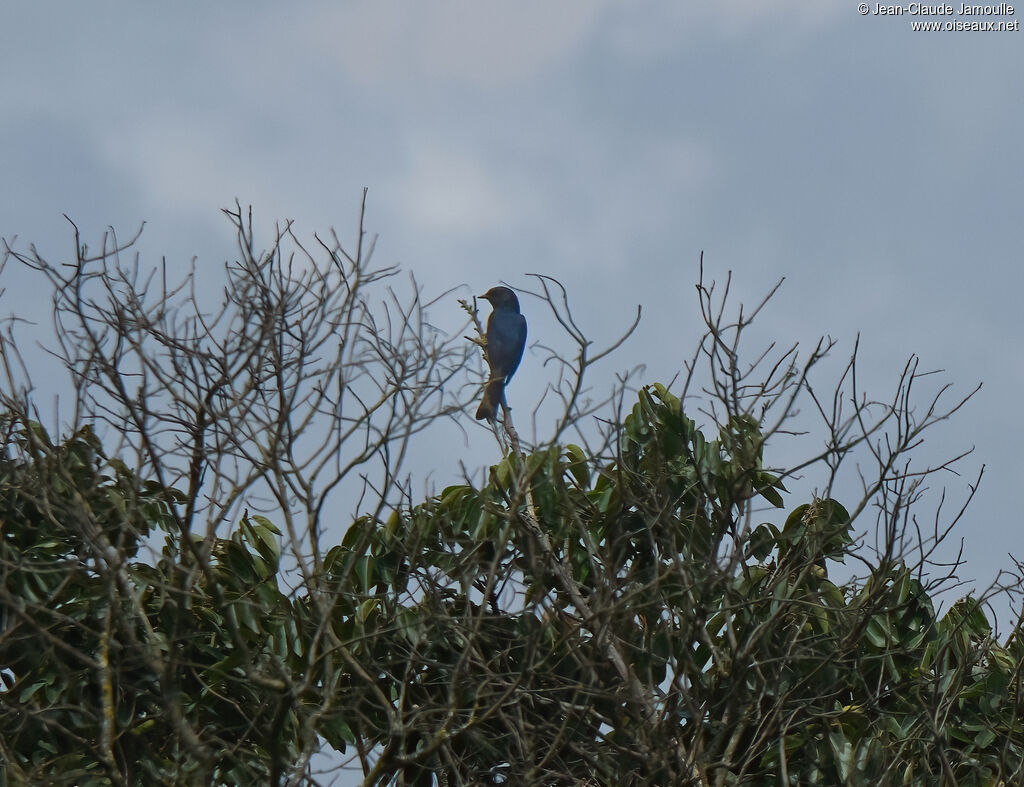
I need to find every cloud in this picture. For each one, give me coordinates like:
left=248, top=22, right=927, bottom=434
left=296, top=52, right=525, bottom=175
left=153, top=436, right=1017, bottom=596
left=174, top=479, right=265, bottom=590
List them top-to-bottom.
left=310, top=1, right=609, bottom=90
left=602, top=1, right=842, bottom=60
left=387, top=139, right=517, bottom=235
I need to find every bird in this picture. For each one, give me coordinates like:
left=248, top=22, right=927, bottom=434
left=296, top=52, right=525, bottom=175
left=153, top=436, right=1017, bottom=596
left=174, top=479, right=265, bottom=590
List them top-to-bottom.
left=475, top=286, right=527, bottom=421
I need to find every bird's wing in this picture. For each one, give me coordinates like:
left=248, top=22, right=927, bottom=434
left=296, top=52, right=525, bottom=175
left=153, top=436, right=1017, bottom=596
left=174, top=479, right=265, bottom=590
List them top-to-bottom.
left=487, top=311, right=527, bottom=381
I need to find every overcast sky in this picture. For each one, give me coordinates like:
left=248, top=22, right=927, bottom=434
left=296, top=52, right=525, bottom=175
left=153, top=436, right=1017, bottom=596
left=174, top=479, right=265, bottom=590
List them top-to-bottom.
left=3, top=0, right=1023, bottom=758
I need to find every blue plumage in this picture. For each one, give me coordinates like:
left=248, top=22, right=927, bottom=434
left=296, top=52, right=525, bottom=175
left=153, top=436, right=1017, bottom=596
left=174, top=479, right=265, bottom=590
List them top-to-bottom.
left=475, top=286, right=527, bottom=421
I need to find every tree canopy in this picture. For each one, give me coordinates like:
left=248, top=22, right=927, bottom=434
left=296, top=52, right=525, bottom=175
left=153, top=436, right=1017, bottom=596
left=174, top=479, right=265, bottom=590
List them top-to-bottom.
left=0, top=200, right=1020, bottom=785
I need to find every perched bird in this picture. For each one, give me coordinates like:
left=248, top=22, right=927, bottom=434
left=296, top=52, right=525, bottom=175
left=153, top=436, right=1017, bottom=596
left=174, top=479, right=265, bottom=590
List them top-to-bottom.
left=475, top=286, right=527, bottom=421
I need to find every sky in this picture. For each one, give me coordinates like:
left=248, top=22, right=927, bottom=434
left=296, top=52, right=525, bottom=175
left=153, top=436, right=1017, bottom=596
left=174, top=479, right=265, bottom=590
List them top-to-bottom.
left=2, top=0, right=1022, bottom=774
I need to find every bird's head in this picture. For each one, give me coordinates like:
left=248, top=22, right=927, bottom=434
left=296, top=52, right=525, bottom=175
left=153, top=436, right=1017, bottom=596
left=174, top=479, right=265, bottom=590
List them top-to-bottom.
left=480, top=286, right=520, bottom=312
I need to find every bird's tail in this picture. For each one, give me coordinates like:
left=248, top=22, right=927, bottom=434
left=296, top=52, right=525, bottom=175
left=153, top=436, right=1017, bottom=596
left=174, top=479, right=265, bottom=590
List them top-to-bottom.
left=475, top=378, right=505, bottom=421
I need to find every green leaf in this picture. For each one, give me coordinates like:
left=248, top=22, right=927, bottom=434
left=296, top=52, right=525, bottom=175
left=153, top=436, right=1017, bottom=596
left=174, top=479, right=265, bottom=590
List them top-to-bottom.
left=563, top=444, right=590, bottom=489
left=758, top=483, right=785, bottom=509
left=242, top=513, right=281, bottom=568
left=745, top=523, right=780, bottom=560
left=19, top=679, right=49, bottom=703
left=974, top=727, right=997, bottom=748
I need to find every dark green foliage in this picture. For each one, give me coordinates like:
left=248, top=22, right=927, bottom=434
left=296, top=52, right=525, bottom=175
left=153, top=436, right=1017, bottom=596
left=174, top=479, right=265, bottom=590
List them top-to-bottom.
left=1, top=385, right=1021, bottom=785
left=320, top=385, right=1024, bottom=785
left=0, top=420, right=301, bottom=785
